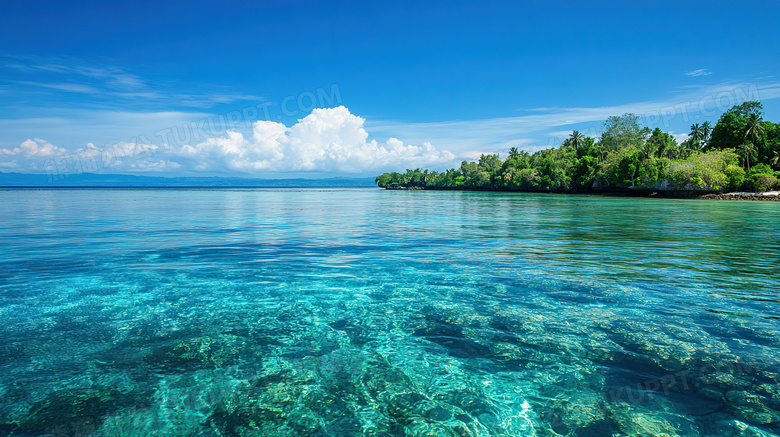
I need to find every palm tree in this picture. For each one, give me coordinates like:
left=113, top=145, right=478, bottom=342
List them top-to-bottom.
left=743, top=113, right=764, bottom=173
left=744, top=113, right=765, bottom=147
left=701, top=121, right=712, bottom=149
left=690, top=123, right=703, bottom=150
left=569, top=131, right=585, bottom=150
left=682, top=138, right=699, bottom=155
left=639, top=140, right=656, bottom=161
left=742, top=142, right=756, bottom=172
left=667, top=145, right=680, bottom=160
left=508, top=147, right=519, bottom=159
left=771, top=149, right=780, bottom=169
left=520, top=150, right=530, bottom=161
left=402, top=169, right=413, bottom=185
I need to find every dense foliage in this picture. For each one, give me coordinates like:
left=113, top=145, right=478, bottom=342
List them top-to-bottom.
left=376, top=102, right=780, bottom=193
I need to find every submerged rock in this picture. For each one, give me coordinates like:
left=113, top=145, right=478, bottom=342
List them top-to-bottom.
left=412, top=315, right=495, bottom=360
left=328, top=318, right=374, bottom=346
left=142, top=335, right=258, bottom=373
left=204, top=348, right=514, bottom=437
left=207, top=368, right=308, bottom=436
left=6, top=387, right=150, bottom=436
left=725, top=390, right=780, bottom=426
left=605, top=401, right=699, bottom=437
left=704, top=419, right=780, bottom=437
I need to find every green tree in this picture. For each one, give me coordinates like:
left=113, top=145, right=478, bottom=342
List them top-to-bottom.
left=710, top=101, right=763, bottom=150
left=731, top=101, right=764, bottom=119
left=376, top=106, right=777, bottom=194
left=742, top=112, right=765, bottom=172
left=745, top=112, right=765, bottom=146
left=600, top=113, right=649, bottom=151
left=701, top=121, right=712, bottom=149
left=759, top=122, right=780, bottom=168
left=690, top=123, right=703, bottom=150
left=646, top=128, right=676, bottom=159
left=569, top=131, right=585, bottom=150
left=638, top=139, right=656, bottom=161
left=741, top=142, right=756, bottom=172
left=771, top=149, right=780, bottom=168
left=571, top=155, right=599, bottom=188
left=724, top=164, right=746, bottom=190
left=375, top=172, right=404, bottom=188
left=375, top=173, right=391, bottom=187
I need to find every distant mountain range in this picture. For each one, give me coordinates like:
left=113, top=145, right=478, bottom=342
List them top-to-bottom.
left=0, top=172, right=378, bottom=188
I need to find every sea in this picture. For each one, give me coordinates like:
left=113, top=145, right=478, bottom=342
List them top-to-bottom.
left=0, top=188, right=778, bottom=436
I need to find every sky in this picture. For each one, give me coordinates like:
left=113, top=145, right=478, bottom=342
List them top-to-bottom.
left=1, top=0, right=779, bottom=178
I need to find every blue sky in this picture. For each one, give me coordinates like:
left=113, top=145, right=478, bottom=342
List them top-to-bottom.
left=1, top=0, right=779, bottom=177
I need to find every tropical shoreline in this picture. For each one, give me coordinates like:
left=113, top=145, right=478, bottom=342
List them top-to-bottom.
left=376, top=102, right=780, bottom=198
left=383, top=185, right=780, bottom=200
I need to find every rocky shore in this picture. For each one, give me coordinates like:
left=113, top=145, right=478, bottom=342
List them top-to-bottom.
left=700, top=191, right=780, bottom=201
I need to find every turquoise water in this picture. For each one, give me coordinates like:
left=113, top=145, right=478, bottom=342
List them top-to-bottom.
left=0, top=189, right=778, bottom=437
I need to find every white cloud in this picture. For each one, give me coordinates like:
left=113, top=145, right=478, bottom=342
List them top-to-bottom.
left=685, top=69, right=713, bottom=77
left=170, top=106, right=456, bottom=173
left=0, top=107, right=456, bottom=176
left=673, top=132, right=689, bottom=144
left=1, top=138, right=66, bottom=158
left=1, top=138, right=80, bottom=170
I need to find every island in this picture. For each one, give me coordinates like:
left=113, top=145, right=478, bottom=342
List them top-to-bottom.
left=376, top=102, right=780, bottom=199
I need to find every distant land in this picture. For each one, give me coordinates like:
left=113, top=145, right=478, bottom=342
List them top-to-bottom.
left=0, top=172, right=377, bottom=188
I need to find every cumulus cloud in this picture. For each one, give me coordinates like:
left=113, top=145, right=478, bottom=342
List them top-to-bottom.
left=168, top=106, right=455, bottom=173
left=0, top=107, right=456, bottom=176
left=2, top=138, right=66, bottom=158
left=1, top=139, right=69, bottom=169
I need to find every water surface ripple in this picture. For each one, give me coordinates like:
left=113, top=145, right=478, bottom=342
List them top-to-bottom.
left=0, top=189, right=778, bottom=436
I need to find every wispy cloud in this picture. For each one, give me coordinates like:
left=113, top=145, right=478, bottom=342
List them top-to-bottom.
left=1, top=54, right=261, bottom=108
left=685, top=69, right=712, bottom=77
left=12, top=81, right=102, bottom=94
left=367, top=81, right=779, bottom=155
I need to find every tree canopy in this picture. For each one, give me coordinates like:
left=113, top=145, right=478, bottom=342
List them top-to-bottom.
left=377, top=103, right=780, bottom=193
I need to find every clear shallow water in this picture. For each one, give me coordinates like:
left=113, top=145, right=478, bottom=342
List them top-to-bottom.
left=0, top=188, right=778, bottom=437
